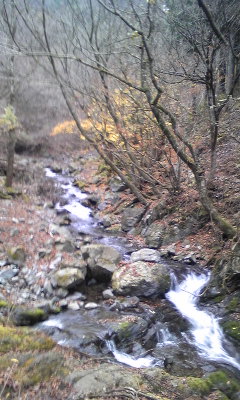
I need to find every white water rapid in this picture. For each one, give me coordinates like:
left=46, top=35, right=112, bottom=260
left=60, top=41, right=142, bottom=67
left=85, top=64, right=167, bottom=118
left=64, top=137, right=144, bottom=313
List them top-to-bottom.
left=166, top=272, right=240, bottom=371
left=107, top=340, right=157, bottom=368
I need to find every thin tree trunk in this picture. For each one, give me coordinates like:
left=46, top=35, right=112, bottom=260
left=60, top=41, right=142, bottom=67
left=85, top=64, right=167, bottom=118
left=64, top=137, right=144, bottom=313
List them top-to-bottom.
left=5, top=128, right=15, bottom=187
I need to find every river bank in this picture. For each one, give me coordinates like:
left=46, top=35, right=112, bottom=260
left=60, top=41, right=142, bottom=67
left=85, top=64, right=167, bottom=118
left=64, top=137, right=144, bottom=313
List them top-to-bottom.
left=0, top=149, right=240, bottom=399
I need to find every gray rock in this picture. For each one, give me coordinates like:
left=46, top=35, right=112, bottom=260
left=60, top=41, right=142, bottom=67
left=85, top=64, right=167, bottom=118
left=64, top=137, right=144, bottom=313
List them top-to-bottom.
left=109, top=176, right=127, bottom=192
left=121, top=206, right=145, bottom=232
left=143, top=222, right=165, bottom=248
left=10, top=228, right=19, bottom=237
left=60, top=240, right=76, bottom=253
left=81, top=244, right=121, bottom=282
left=130, top=248, right=161, bottom=263
left=112, top=261, right=171, bottom=298
left=54, top=267, right=86, bottom=289
left=0, top=268, right=19, bottom=282
left=55, top=288, right=69, bottom=298
left=102, top=288, right=115, bottom=300
left=66, top=292, right=87, bottom=301
left=59, top=299, right=68, bottom=309
left=68, top=301, right=84, bottom=310
left=85, top=302, right=99, bottom=309
left=11, top=307, right=48, bottom=326
left=66, top=364, right=139, bottom=398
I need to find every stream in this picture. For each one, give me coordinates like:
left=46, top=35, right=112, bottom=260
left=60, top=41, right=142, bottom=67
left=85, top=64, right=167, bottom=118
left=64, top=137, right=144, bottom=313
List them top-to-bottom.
left=40, top=168, right=240, bottom=377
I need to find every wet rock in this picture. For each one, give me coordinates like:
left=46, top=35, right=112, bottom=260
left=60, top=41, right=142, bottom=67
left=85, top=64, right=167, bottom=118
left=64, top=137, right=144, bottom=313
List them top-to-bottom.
left=109, top=176, right=127, bottom=192
left=121, top=206, right=145, bottom=232
left=81, top=244, right=121, bottom=282
left=7, top=246, right=26, bottom=266
left=130, top=248, right=161, bottom=263
left=112, top=261, right=171, bottom=298
left=53, top=267, right=87, bottom=289
left=66, top=292, right=87, bottom=301
left=59, top=299, right=68, bottom=309
left=85, top=302, right=99, bottom=309
left=12, top=307, right=48, bottom=326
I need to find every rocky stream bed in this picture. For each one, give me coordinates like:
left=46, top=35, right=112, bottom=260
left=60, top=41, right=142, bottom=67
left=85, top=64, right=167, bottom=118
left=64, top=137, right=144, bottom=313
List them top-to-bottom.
left=0, top=156, right=240, bottom=400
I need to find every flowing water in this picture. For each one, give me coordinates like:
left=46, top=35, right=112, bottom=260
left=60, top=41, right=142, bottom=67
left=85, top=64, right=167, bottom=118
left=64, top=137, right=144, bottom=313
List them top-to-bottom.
left=43, top=168, right=240, bottom=375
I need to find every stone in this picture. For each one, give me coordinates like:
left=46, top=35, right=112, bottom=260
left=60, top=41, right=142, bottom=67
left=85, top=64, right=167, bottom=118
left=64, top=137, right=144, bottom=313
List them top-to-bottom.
left=109, top=176, right=127, bottom=192
left=121, top=206, right=145, bottom=232
left=143, top=222, right=165, bottom=248
left=10, top=228, right=19, bottom=237
left=59, top=240, right=76, bottom=253
left=81, top=244, right=121, bottom=282
left=7, top=246, right=26, bottom=266
left=130, top=248, right=161, bottom=263
left=112, top=261, right=171, bottom=298
left=53, top=267, right=86, bottom=289
left=0, top=268, right=19, bottom=282
left=55, top=288, right=69, bottom=298
left=102, top=288, right=115, bottom=300
left=66, top=292, right=87, bottom=301
left=59, top=299, right=68, bottom=309
left=68, top=301, right=84, bottom=310
left=85, top=302, right=99, bottom=309
left=11, top=307, right=48, bottom=326
left=66, top=364, right=139, bottom=398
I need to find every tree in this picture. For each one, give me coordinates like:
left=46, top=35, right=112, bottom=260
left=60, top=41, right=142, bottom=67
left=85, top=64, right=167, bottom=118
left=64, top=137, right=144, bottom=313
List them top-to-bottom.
left=3, top=0, right=239, bottom=238
left=0, top=105, right=19, bottom=187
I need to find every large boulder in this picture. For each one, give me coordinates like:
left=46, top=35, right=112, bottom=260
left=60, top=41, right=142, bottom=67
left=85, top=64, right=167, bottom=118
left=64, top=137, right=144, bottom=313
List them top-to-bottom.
left=121, top=206, right=145, bottom=232
left=81, top=244, right=121, bottom=282
left=130, top=248, right=161, bottom=263
left=112, top=261, right=171, bottom=298
left=53, top=267, right=86, bottom=289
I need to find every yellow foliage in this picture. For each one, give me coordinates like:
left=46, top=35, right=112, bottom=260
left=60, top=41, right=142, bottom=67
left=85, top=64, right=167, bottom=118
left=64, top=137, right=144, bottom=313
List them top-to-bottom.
left=50, top=119, right=85, bottom=140
left=50, top=120, right=77, bottom=136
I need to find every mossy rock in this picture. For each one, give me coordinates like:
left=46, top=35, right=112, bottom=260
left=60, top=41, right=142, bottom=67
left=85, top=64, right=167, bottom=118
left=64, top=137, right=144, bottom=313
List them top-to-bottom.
left=73, top=179, right=86, bottom=190
left=0, top=190, right=11, bottom=199
left=7, top=246, right=26, bottom=266
left=226, top=297, right=240, bottom=313
left=11, top=307, right=48, bottom=326
left=221, top=320, right=240, bottom=342
left=0, top=325, right=55, bottom=353
left=15, top=351, right=66, bottom=388
left=186, top=370, right=240, bottom=398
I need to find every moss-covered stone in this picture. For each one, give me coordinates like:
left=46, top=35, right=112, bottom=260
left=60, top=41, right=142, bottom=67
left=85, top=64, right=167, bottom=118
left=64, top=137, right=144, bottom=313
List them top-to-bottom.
left=73, top=179, right=86, bottom=190
left=226, top=297, right=239, bottom=312
left=11, top=307, right=48, bottom=326
left=221, top=320, right=240, bottom=342
left=0, top=325, right=55, bottom=353
left=186, top=370, right=240, bottom=398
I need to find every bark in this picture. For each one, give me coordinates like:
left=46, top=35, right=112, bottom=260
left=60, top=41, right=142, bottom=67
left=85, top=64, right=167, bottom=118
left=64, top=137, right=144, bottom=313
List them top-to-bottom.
left=5, top=128, right=16, bottom=188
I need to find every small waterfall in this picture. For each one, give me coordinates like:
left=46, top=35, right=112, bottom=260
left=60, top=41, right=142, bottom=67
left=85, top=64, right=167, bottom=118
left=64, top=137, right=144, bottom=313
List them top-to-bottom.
left=166, top=272, right=240, bottom=371
left=106, top=340, right=157, bottom=368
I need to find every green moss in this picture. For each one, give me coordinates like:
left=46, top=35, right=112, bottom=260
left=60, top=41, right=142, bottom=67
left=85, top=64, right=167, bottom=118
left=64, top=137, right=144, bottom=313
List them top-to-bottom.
left=74, top=179, right=86, bottom=189
left=212, top=295, right=225, bottom=304
left=226, top=297, right=239, bottom=312
left=12, top=307, right=48, bottom=326
left=222, top=320, right=240, bottom=342
left=0, top=325, right=55, bottom=353
left=15, top=352, right=66, bottom=388
left=186, top=370, right=240, bottom=398
left=187, top=376, right=212, bottom=395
